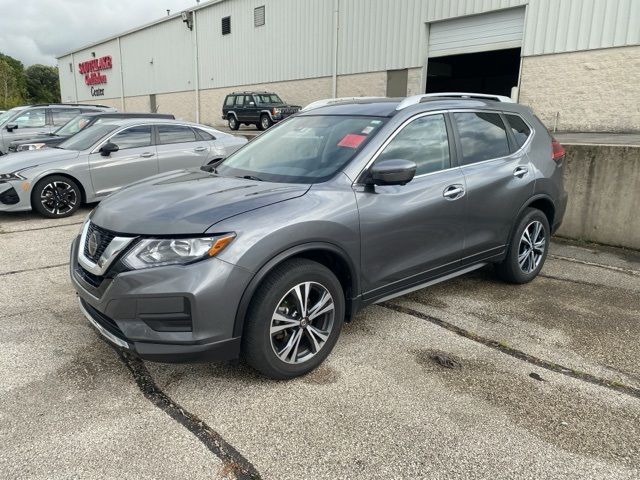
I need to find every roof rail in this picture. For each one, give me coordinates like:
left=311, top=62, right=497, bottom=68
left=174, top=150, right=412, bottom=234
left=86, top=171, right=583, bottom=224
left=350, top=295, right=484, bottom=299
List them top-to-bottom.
left=396, top=92, right=514, bottom=110
left=301, top=97, right=381, bottom=112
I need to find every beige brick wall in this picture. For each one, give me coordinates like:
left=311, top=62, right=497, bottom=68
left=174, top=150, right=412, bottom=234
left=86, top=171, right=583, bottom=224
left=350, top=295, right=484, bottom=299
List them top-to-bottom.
left=519, top=46, right=640, bottom=133
left=406, top=67, right=425, bottom=96
left=156, top=91, right=196, bottom=121
left=123, top=95, right=150, bottom=113
left=81, top=98, right=122, bottom=110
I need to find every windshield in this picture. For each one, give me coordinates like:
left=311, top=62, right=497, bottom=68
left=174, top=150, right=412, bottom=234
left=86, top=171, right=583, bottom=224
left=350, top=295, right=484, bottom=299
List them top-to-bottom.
left=255, top=94, right=283, bottom=104
left=0, top=107, right=24, bottom=126
left=55, top=115, right=94, bottom=136
left=216, top=115, right=386, bottom=184
left=58, top=124, right=118, bottom=151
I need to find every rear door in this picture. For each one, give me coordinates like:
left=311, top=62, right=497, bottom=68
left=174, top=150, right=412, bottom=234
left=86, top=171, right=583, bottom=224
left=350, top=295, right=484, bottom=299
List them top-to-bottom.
left=234, top=95, right=247, bottom=122
left=451, top=110, right=535, bottom=262
left=156, top=124, right=211, bottom=172
left=88, top=125, right=158, bottom=197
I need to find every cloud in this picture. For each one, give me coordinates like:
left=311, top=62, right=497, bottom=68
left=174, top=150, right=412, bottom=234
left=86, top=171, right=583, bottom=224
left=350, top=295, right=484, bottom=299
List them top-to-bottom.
left=0, top=0, right=199, bottom=66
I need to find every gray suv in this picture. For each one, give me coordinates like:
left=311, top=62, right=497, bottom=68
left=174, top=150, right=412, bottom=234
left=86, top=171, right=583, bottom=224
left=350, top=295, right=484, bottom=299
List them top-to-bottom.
left=70, top=94, right=568, bottom=379
left=0, top=103, right=115, bottom=155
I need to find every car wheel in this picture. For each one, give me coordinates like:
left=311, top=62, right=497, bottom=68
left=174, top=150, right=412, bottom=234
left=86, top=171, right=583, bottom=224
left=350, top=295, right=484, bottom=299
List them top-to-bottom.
left=258, top=114, right=272, bottom=131
left=228, top=115, right=239, bottom=131
left=32, top=175, right=81, bottom=218
left=495, top=208, right=550, bottom=284
left=242, top=258, right=345, bottom=379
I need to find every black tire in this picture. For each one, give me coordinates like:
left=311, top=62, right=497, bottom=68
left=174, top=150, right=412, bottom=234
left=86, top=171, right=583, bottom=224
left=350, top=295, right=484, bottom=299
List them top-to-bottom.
left=258, top=114, right=272, bottom=131
left=228, top=115, right=239, bottom=131
left=32, top=175, right=82, bottom=218
left=495, top=208, right=550, bottom=284
left=242, top=258, right=345, bottom=379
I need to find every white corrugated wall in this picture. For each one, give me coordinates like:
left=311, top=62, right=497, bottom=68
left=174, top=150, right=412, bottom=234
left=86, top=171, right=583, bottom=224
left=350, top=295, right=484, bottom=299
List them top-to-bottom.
left=58, top=0, right=640, bottom=102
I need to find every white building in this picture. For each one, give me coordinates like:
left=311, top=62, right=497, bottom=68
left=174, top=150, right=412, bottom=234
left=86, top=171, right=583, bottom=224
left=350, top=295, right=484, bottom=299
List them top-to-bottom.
left=57, top=0, right=640, bottom=132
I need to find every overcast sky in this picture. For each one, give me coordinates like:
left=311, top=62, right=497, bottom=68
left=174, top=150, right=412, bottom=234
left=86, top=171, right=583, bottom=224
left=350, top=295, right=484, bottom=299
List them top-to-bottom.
left=0, top=0, right=201, bottom=66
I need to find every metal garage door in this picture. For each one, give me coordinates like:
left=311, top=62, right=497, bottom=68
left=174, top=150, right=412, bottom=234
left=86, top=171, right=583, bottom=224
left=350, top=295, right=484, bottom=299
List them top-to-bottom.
left=428, top=8, right=526, bottom=58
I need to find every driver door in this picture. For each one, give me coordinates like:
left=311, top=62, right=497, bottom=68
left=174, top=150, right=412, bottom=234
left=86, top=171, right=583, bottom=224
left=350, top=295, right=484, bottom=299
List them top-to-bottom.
left=355, top=113, right=467, bottom=301
left=88, top=125, right=158, bottom=197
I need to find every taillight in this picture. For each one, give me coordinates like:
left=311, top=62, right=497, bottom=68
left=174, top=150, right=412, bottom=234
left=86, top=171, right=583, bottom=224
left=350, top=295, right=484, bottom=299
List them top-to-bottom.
left=551, top=138, right=565, bottom=162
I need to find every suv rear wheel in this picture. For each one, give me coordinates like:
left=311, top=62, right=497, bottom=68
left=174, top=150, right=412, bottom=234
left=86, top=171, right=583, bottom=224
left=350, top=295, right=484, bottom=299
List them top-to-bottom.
left=258, top=114, right=272, bottom=131
left=228, top=115, right=239, bottom=131
left=32, top=175, right=81, bottom=218
left=496, top=208, right=550, bottom=284
left=242, top=259, right=345, bottom=379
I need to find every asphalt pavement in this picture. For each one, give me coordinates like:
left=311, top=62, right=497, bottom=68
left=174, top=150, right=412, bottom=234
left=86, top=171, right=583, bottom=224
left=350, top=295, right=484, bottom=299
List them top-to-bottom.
left=1, top=207, right=639, bottom=479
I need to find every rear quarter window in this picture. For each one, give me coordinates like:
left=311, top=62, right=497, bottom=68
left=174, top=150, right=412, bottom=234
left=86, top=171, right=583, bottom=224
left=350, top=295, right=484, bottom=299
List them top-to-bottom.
left=225, top=96, right=235, bottom=107
left=505, top=114, right=532, bottom=148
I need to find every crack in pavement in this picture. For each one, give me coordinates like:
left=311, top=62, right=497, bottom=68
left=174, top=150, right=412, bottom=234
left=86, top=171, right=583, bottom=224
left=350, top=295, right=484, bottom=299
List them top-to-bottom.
left=0, top=221, right=83, bottom=235
left=548, top=254, right=640, bottom=276
left=0, top=262, right=69, bottom=277
left=538, top=273, right=619, bottom=289
left=380, top=302, right=640, bottom=400
left=115, top=348, right=262, bottom=480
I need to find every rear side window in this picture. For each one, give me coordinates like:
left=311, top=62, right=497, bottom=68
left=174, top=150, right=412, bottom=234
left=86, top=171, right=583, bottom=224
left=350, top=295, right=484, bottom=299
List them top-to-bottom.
left=225, top=96, right=235, bottom=107
left=235, top=96, right=245, bottom=106
left=453, top=112, right=510, bottom=165
left=377, top=114, right=450, bottom=176
left=505, top=114, right=532, bottom=148
left=158, top=125, right=197, bottom=144
left=109, top=126, right=152, bottom=150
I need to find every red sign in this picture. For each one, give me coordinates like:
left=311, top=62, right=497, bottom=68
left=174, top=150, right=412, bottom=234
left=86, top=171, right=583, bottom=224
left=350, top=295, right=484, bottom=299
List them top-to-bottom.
left=78, top=55, right=112, bottom=86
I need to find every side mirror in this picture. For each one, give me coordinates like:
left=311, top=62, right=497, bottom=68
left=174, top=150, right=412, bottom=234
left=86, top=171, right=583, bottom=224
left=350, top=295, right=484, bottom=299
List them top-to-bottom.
left=248, top=102, right=255, bottom=106
left=6, top=124, right=17, bottom=132
left=99, top=142, right=119, bottom=156
left=200, top=156, right=225, bottom=172
left=368, top=159, right=417, bottom=186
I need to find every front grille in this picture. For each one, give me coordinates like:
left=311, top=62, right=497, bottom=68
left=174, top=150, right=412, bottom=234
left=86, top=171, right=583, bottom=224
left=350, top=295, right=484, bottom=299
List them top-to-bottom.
left=281, top=107, right=299, bottom=115
left=8, top=145, right=18, bottom=152
left=0, top=187, right=20, bottom=205
left=83, top=223, right=117, bottom=263
left=76, top=265, right=104, bottom=288
left=81, top=299, right=127, bottom=341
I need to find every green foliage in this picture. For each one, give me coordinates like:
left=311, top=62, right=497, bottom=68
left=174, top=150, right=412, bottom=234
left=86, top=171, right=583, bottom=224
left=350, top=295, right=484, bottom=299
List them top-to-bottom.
left=0, top=53, right=60, bottom=109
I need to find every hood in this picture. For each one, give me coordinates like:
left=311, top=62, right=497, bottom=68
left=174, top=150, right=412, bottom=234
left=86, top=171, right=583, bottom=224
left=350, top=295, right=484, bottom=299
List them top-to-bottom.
left=11, top=134, right=64, bottom=147
left=0, top=148, right=80, bottom=174
left=91, top=169, right=311, bottom=235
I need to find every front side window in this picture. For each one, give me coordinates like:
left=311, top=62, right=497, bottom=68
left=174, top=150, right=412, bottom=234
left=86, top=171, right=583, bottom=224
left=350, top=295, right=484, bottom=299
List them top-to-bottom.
left=256, top=94, right=283, bottom=104
left=245, top=95, right=254, bottom=105
left=0, top=108, right=23, bottom=126
left=13, top=108, right=46, bottom=128
left=51, top=108, right=81, bottom=126
left=454, top=112, right=510, bottom=165
left=376, top=114, right=450, bottom=176
left=505, top=114, right=532, bottom=149
left=216, top=115, right=386, bottom=184
left=58, top=124, right=118, bottom=151
left=108, top=125, right=153, bottom=150
left=158, top=125, right=197, bottom=145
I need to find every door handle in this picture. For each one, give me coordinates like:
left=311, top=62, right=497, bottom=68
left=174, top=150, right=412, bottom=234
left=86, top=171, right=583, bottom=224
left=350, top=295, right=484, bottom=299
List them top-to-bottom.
left=194, top=146, right=207, bottom=152
left=140, top=152, right=155, bottom=158
left=513, top=166, right=528, bottom=178
left=443, top=184, right=465, bottom=200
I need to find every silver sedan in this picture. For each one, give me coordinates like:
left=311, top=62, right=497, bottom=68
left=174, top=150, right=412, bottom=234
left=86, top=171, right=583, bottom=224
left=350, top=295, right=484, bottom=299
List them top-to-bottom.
left=0, top=118, right=247, bottom=217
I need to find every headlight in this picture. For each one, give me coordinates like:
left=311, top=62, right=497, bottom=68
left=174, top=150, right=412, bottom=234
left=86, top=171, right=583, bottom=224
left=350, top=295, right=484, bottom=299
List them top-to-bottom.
left=17, top=143, right=46, bottom=151
left=0, top=172, right=25, bottom=182
left=122, top=233, right=235, bottom=269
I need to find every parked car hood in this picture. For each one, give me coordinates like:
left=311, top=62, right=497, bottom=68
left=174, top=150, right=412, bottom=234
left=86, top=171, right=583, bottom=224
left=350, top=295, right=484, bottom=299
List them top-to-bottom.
left=11, top=134, right=66, bottom=147
left=0, top=148, right=80, bottom=173
left=91, top=169, right=311, bottom=235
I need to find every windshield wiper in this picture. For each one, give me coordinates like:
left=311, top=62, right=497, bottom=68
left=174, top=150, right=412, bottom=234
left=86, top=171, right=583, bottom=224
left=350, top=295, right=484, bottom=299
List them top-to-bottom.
left=238, top=175, right=263, bottom=181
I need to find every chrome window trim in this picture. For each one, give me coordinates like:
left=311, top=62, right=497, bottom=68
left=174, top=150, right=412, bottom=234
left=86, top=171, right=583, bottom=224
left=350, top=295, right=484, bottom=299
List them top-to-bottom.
left=77, top=221, right=136, bottom=276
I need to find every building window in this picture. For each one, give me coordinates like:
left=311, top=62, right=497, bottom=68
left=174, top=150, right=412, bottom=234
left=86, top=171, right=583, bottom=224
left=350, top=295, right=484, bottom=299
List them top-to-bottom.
left=254, top=6, right=265, bottom=27
left=221, top=16, right=231, bottom=35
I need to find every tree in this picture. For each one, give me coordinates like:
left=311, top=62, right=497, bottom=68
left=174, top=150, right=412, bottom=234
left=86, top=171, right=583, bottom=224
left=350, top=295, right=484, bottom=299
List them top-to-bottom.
left=0, top=53, right=27, bottom=108
left=25, top=64, right=60, bottom=104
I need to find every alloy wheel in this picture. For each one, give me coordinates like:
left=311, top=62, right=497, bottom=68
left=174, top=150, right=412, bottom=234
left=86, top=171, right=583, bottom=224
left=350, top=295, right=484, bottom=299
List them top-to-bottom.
left=261, top=116, right=270, bottom=129
left=40, top=181, right=77, bottom=216
left=518, top=220, right=545, bottom=274
left=270, top=281, right=335, bottom=364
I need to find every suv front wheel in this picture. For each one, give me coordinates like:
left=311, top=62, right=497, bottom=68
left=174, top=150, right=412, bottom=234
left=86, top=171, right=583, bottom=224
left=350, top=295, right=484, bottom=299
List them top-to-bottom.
left=258, top=114, right=272, bottom=131
left=228, top=115, right=239, bottom=131
left=496, top=208, right=550, bottom=284
left=242, top=259, right=345, bottom=379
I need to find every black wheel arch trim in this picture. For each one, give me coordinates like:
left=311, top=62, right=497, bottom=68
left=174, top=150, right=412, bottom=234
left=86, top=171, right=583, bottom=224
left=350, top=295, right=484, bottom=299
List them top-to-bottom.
left=508, top=194, right=556, bottom=247
left=232, top=242, right=360, bottom=338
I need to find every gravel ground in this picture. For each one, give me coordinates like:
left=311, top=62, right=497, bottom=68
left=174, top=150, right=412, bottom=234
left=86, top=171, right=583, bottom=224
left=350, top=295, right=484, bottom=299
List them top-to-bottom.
left=1, top=207, right=639, bottom=479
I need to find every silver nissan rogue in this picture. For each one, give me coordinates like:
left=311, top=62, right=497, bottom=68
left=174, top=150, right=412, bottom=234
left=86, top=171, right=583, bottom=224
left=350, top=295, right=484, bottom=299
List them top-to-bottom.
left=70, top=93, right=568, bottom=379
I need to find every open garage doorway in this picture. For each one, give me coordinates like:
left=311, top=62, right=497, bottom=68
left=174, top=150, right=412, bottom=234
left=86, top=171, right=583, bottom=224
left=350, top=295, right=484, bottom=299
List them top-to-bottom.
left=426, top=48, right=521, bottom=97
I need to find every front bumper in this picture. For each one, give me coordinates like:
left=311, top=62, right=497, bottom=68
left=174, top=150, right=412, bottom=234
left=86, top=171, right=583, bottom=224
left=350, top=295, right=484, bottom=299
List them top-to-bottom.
left=0, top=181, right=31, bottom=212
left=70, top=235, right=253, bottom=362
